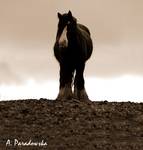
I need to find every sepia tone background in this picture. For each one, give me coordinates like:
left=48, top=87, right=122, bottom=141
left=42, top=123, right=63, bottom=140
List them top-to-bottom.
left=0, top=0, right=143, bottom=100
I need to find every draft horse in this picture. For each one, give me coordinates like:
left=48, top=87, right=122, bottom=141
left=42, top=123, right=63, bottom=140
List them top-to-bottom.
left=54, top=11, right=93, bottom=100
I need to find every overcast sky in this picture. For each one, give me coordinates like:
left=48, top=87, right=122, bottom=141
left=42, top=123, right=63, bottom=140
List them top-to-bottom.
left=0, top=0, right=143, bottom=85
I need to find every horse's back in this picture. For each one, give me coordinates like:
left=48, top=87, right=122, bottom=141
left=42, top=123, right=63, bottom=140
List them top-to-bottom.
left=77, top=24, right=91, bottom=36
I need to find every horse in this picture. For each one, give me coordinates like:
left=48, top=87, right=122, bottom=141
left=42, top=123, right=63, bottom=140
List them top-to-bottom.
left=54, top=11, right=93, bottom=100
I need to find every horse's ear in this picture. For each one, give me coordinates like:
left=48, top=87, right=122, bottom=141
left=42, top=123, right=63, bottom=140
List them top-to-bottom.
left=68, top=10, right=72, bottom=18
left=57, top=12, right=62, bottom=19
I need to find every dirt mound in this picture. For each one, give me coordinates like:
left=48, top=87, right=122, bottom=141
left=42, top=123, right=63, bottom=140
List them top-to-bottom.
left=0, top=98, right=143, bottom=150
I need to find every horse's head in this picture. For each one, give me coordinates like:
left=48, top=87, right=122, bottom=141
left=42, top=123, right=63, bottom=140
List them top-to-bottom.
left=56, top=11, right=77, bottom=48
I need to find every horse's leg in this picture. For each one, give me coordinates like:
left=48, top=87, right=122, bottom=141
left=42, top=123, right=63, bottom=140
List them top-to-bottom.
left=74, top=62, right=89, bottom=100
left=57, top=63, right=73, bottom=100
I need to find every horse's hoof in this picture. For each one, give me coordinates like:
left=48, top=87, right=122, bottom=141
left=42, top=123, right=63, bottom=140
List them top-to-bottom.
left=57, top=86, right=73, bottom=100
left=73, top=88, right=90, bottom=101
left=56, top=95, right=73, bottom=101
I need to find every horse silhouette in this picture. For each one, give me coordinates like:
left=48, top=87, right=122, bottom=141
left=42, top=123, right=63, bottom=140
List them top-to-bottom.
left=54, top=11, right=93, bottom=100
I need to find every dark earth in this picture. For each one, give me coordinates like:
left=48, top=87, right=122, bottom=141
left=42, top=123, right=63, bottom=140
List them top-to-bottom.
left=0, top=98, right=143, bottom=150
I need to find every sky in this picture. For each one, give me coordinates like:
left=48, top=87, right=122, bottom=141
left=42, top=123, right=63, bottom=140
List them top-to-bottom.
left=0, top=0, right=143, bottom=101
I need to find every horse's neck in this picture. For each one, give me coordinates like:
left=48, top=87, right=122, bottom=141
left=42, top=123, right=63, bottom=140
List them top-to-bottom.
left=68, top=27, right=78, bottom=42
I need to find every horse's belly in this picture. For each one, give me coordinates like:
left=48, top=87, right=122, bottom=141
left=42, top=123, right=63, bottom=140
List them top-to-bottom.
left=77, top=37, right=93, bottom=61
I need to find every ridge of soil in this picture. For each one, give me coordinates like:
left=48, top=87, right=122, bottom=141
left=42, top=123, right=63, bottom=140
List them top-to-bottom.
left=0, top=98, right=143, bottom=150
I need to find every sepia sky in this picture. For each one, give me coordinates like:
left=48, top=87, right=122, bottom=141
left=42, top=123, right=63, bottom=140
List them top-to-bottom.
left=0, top=0, right=143, bottom=100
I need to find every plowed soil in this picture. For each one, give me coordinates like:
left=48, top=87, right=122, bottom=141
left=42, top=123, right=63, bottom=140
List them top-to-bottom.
left=0, top=98, right=143, bottom=150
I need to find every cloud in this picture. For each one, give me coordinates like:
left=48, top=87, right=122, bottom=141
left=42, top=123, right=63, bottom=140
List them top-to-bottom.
left=0, top=62, right=21, bottom=84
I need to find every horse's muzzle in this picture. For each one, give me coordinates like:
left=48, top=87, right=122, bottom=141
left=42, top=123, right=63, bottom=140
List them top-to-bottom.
left=58, top=40, right=68, bottom=48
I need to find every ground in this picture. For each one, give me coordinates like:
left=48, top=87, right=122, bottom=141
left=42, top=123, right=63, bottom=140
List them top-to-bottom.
left=0, top=98, right=143, bottom=150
